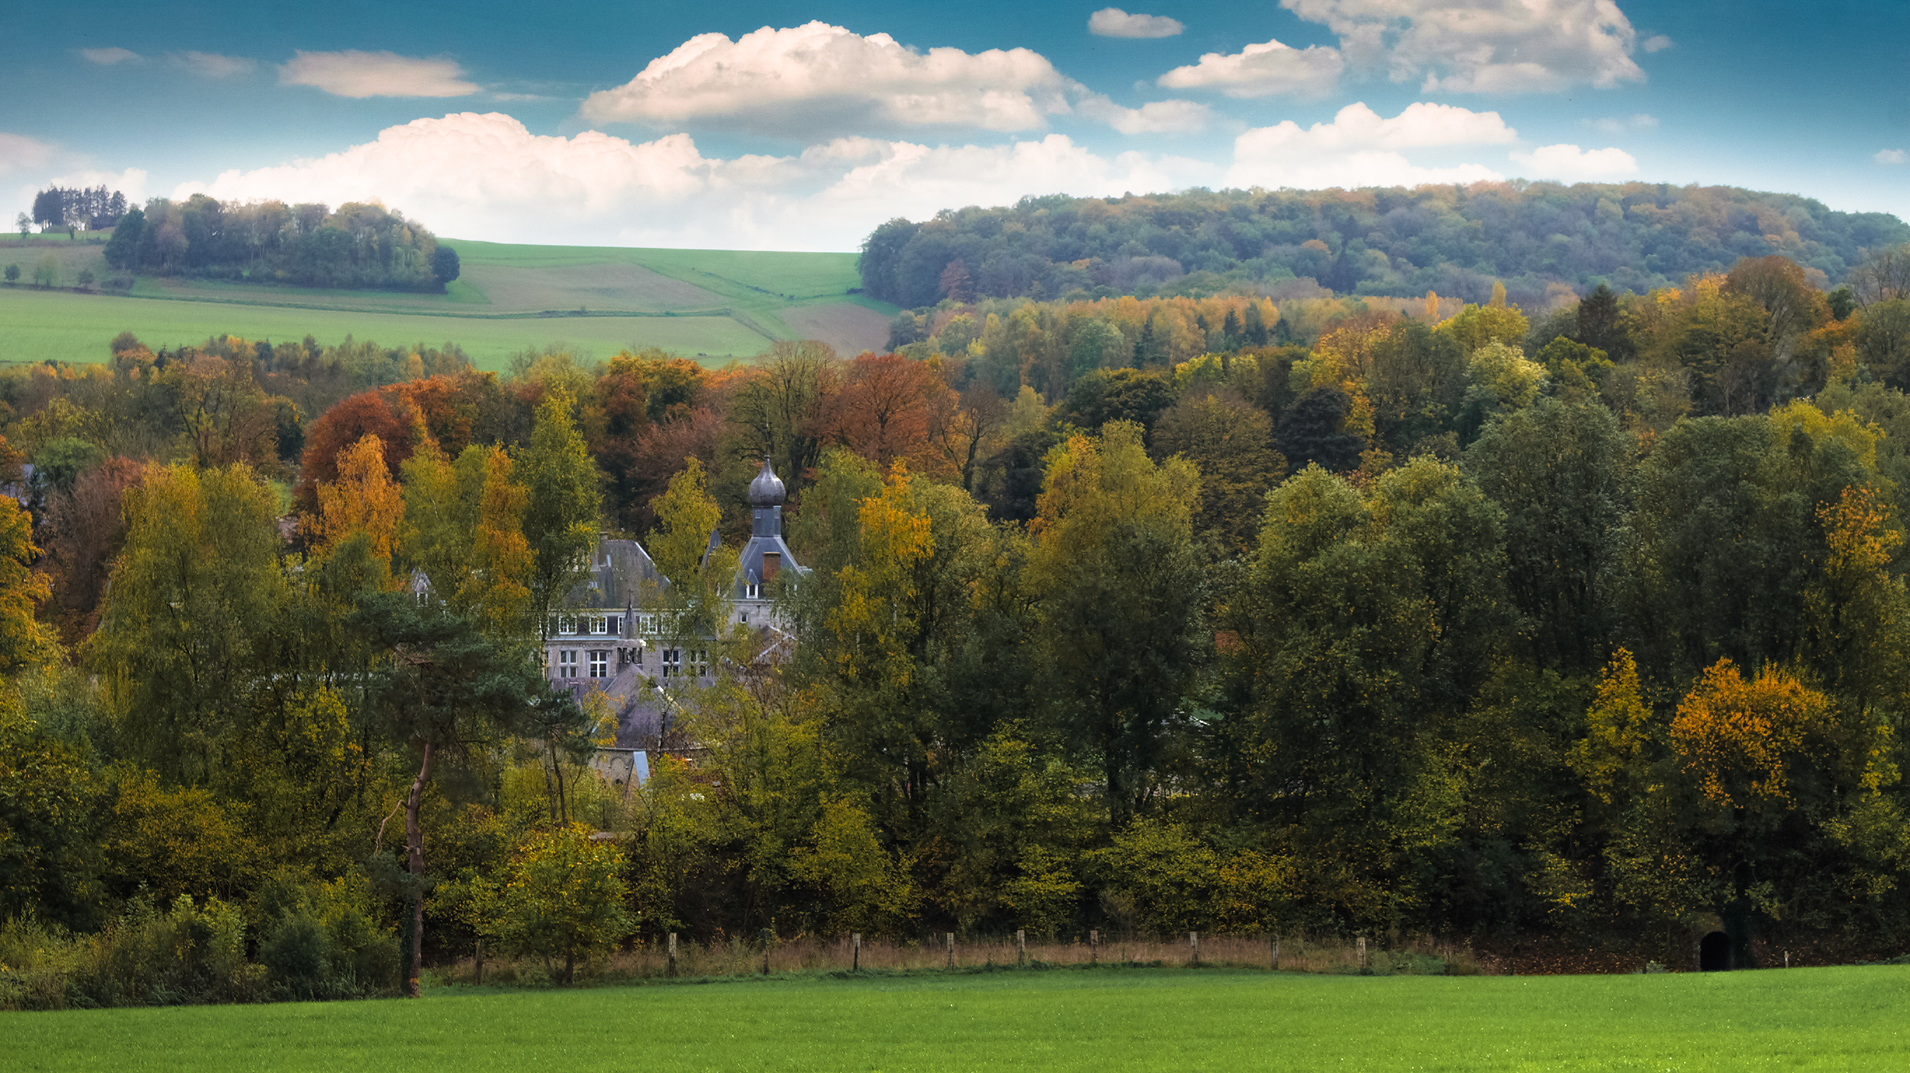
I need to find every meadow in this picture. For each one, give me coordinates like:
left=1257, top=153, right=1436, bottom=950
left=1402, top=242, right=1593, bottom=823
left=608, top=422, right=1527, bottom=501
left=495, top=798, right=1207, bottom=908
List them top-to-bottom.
left=0, top=237, right=893, bottom=367
left=0, top=287, right=774, bottom=370
left=6, top=964, right=1904, bottom=1072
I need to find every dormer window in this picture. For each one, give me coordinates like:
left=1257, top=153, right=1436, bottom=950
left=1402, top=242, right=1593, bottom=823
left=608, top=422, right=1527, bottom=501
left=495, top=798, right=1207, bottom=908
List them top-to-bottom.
left=745, top=580, right=762, bottom=599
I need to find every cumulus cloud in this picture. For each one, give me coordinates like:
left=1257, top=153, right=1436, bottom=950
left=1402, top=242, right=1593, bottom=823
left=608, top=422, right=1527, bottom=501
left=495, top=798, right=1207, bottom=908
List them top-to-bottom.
left=1280, top=0, right=1647, bottom=93
left=1088, top=8, right=1185, bottom=38
left=579, top=22, right=1072, bottom=137
left=1642, top=34, right=1672, bottom=53
left=1157, top=37, right=1344, bottom=97
left=78, top=47, right=140, bottom=65
left=176, top=51, right=257, bottom=78
left=279, top=51, right=479, bottom=98
left=1076, top=96, right=1211, bottom=134
left=1226, top=101, right=1514, bottom=189
left=175, top=112, right=1216, bottom=250
left=1588, top=113, right=1657, bottom=135
left=0, top=133, right=60, bottom=174
left=1510, top=143, right=1638, bottom=179
left=1878, top=149, right=1909, bottom=166
left=44, top=167, right=149, bottom=202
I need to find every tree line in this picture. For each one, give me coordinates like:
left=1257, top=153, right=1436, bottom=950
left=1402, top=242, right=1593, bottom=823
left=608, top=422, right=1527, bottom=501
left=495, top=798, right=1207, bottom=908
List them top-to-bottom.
left=859, top=183, right=1910, bottom=312
left=28, top=185, right=130, bottom=233
left=101, top=197, right=459, bottom=291
left=8, top=245, right=1910, bottom=1006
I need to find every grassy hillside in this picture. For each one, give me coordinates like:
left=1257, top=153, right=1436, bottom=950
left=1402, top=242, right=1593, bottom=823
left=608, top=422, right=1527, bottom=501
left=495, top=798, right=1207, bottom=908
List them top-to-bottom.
left=0, top=236, right=896, bottom=369
left=7, top=965, right=1905, bottom=1072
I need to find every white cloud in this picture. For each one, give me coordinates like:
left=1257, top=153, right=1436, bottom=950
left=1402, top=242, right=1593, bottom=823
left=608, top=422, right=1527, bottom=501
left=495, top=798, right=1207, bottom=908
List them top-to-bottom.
left=1280, top=0, right=1646, bottom=93
left=1088, top=9, right=1185, bottom=38
left=579, top=22, right=1072, bottom=136
left=1642, top=34, right=1672, bottom=53
left=1157, top=38, right=1344, bottom=97
left=78, top=47, right=140, bottom=66
left=176, top=51, right=257, bottom=79
left=278, top=51, right=479, bottom=98
left=1076, top=96, right=1211, bottom=134
left=1226, top=101, right=1513, bottom=189
left=174, top=112, right=1216, bottom=251
left=1588, top=113, right=1656, bottom=135
left=0, top=134, right=60, bottom=174
left=1510, top=143, right=1638, bottom=179
left=1876, top=149, right=1908, bottom=166
left=11, top=167, right=148, bottom=224
left=46, top=167, right=149, bottom=202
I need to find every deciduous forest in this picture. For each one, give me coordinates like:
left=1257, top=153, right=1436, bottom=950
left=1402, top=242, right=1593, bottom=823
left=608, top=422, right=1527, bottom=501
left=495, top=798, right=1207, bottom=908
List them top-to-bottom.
left=860, top=183, right=1910, bottom=311
left=7, top=226, right=1910, bottom=1007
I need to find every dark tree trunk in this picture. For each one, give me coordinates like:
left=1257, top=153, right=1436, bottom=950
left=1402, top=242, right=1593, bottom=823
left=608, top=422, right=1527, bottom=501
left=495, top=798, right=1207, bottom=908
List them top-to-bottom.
left=404, top=740, right=434, bottom=998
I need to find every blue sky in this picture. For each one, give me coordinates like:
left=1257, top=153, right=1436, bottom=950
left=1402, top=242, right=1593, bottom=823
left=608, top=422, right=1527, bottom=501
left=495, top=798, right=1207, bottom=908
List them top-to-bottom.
left=3, top=0, right=1906, bottom=251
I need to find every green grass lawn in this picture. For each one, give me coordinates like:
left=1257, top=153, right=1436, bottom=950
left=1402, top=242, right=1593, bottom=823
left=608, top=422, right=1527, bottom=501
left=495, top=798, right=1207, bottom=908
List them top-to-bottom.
left=0, top=239, right=891, bottom=365
left=0, top=287, right=775, bottom=370
left=6, top=965, right=1905, bottom=1072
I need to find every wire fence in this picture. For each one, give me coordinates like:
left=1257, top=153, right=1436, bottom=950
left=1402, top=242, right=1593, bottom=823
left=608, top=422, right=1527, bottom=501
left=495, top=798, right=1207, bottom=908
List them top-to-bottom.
left=433, top=931, right=1484, bottom=988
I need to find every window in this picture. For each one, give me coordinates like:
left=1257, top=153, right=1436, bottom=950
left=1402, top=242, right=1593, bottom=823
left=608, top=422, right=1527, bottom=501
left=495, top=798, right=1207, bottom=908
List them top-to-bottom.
left=744, top=581, right=761, bottom=599
left=607, top=615, right=622, bottom=637
left=559, top=616, right=577, bottom=636
left=591, top=616, right=608, bottom=635
left=557, top=649, right=579, bottom=678
left=661, top=649, right=682, bottom=677
left=588, top=650, right=609, bottom=678
left=690, top=650, right=709, bottom=677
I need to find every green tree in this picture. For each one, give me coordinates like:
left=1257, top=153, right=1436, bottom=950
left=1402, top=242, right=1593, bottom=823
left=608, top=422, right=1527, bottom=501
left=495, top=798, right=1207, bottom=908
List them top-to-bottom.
left=31, top=253, right=57, bottom=288
left=3, top=264, right=17, bottom=284
left=515, top=391, right=602, bottom=633
left=1465, top=396, right=1629, bottom=672
left=1029, top=422, right=1204, bottom=824
left=87, top=463, right=286, bottom=785
left=349, top=592, right=588, bottom=996
left=0, top=698, right=102, bottom=928
left=495, top=823, right=634, bottom=984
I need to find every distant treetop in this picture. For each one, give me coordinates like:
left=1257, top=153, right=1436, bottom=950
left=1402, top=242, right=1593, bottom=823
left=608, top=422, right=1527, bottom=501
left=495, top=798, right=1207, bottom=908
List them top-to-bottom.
left=859, top=183, right=1910, bottom=310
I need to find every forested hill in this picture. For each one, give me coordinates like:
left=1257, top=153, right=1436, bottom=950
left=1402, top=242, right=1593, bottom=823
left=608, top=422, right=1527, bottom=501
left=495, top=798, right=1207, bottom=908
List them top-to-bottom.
left=859, top=183, right=1910, bottom=310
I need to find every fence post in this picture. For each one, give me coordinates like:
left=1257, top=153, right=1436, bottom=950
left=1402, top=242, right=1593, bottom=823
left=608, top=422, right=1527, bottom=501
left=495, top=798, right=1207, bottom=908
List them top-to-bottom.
left=1089, top=929, right=1099, bottom=965
left=1017, top=930, right=1026, bottom=966
left=1190, top=931, right=1200, bottom=966
left=668, top=932, right=678, bottom=977
left=946, top=932, right=955, bottom=970
left=852, top=933, right=861, bottom=972
left=1272, top=935, right=1280, bottom=971
left=1357, top=936, right=1367, bottom=971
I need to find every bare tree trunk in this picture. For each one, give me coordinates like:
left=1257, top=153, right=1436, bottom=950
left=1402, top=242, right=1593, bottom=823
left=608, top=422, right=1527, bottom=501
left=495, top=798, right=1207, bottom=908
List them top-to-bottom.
left=404, top=740, right=434, bottom=998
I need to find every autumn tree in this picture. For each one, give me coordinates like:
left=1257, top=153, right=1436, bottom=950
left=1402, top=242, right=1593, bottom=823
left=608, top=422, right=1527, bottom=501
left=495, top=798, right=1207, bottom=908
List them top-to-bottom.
left=729, top=340, right=839, bottom=496
left=825, top=351, right=947, bottom=475
left=1151, top=388, right=1284, bottom=553
left=516, top=391, right=602, bottom=632
left=1029, top=422, right=1204, bottom=824
left=308, top=434, right=405, bottom=565
left=88, top=464, right=286, bottom=786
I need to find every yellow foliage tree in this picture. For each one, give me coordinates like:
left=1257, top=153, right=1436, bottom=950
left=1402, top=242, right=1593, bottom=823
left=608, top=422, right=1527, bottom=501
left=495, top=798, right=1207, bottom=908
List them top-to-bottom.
left=310, top=433, right=404, bottom=566
left=825, top=467, right=933, bottom=688
left=1571, top=649, right=1655, bottom=805
left=1670, top=659, right=1830, bottom=809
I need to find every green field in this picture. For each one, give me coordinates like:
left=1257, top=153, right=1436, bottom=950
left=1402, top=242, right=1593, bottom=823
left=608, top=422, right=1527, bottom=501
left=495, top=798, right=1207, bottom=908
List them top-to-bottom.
left=0, top=237, right=896, bottom=368
left=7, top=966, right=1907, bottom=1072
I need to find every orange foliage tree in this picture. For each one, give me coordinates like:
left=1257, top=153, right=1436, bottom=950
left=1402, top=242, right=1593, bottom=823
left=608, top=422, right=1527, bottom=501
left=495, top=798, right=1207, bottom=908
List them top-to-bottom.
left=1669, top=659, right=1831, bottom=809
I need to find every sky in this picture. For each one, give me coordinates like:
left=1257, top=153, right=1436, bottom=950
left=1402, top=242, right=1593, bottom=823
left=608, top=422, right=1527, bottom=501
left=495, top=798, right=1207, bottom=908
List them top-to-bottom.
left=2, top=0, right=1907, bottom=252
